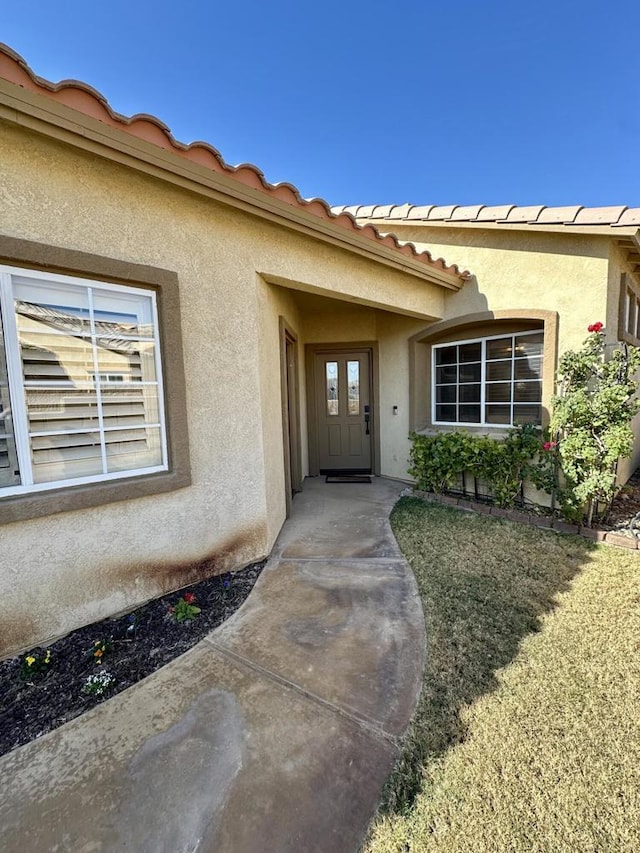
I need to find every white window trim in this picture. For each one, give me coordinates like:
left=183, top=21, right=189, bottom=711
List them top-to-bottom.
left=0, top=265, right=168, bottom=497
left=431, top=329, right=543, bottom=429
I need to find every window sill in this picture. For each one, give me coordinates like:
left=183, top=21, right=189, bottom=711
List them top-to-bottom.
left=413, top=425, right=513, bottom=440
left=0, top=466, right=190, bottom=526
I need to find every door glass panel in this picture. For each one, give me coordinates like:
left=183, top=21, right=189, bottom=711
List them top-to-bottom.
left=347, top=360, right=360, bottom=415
left=326, top=361, right=339, bottom=416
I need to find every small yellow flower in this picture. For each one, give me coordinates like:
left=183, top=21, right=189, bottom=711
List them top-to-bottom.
left=94, top=649, right=103, bottom=657
left=44, top=651, right=51, bottom=663
left=25, top=655, right=36, bottom=667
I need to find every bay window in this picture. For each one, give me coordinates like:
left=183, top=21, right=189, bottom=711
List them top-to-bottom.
left=0, top=265, right=167, bottom=496
left=433, top=331, right=543, bottom=427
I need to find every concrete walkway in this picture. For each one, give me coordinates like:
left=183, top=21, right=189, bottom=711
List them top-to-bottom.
left=0, top=478, right=425, bottom=853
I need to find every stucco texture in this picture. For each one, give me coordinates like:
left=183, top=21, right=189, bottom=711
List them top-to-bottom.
left=0, top=123, right=447, bottom=655
left=387, top=224, right=610, bottom=358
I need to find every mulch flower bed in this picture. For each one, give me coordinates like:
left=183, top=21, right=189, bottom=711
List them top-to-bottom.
left=0, top=560, right=265, bottom=758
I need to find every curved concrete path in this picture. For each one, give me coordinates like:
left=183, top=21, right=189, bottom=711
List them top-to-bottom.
left=0, top=478, right=425, bottom=853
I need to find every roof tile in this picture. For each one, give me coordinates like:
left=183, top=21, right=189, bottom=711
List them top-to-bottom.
left=0, top=43, right=469, bottom=283
left=344, top=201, right=640, bottom=231
left=371, top=204, right=394, bottom=218
left=386, top=204, right=414, bottom=219
left=406, top=205, right=435, bottom=220
left=428, top=205, right=458, bottom=220
left=448, top=205, right=485, bottom=221
left=475, top=205, right=515, bottom=221
left=503, top=205, right=546, bottom=222
left=536, top=205, right=583, bottom=224
left=573, top=206, right=627, bottom=225
left=615, top=208, right=640, bottom=227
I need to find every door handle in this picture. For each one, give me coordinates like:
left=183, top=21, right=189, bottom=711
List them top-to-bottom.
left=364, top=404, right=370, bottom=435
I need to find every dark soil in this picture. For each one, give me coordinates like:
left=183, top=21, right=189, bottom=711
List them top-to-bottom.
left=601, top=468, right=640, bottom=535
left=0, top=561, right=265, bottom=758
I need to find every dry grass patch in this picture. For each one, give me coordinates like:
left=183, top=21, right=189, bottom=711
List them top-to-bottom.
left=366, top=498, right=640, bottom=853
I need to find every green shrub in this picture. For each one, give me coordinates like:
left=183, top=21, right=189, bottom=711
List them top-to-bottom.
left=551, top=325, right=640, bottom=525
left=409, top=425, right=549, bottom=509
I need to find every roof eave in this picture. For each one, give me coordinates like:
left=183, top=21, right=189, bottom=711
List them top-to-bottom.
left=0, top=46, right=469, bottom=290
left=361, top=217, right=640, bottom=238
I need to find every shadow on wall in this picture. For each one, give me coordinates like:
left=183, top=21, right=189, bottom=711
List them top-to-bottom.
left=444, top=274, right=489, bottom=316
left=382, top=497, right=594, bottom=814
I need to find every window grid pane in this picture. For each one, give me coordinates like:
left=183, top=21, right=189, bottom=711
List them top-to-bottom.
left=433, top=331, right=542, bottom=427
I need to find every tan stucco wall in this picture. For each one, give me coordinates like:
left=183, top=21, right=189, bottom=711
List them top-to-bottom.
left=0, top=122, right=449, bottom=656
left=378, top=222, right=625, bottom=494
left=387, top=224, right=611, bottom=360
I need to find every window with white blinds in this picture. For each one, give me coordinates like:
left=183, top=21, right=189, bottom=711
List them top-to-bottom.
left=0, top=265, right=167, bottom=495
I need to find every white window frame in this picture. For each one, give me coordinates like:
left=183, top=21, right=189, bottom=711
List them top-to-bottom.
left=0, top=265, right=168, bottom=497
left=431, top=330, right=543, bottom=428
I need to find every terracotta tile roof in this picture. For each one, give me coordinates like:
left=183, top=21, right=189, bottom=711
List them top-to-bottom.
left=0, top=44, right=470, bottom=283
left=335, top=203, right=640, bottom=229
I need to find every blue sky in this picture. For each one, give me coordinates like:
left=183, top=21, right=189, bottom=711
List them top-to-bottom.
left=3, top=1, right=639, bottom=207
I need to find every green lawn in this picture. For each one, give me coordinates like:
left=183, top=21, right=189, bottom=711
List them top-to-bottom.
left=366, top=498, right=640, bottom=853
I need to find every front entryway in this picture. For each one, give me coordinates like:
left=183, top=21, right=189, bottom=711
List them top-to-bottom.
left=307, top=346, right=376, bottom=475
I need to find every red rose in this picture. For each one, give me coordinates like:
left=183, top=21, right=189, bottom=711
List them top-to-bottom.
left=588, top=322, right=603, bottom=333
left=542, top=441, right=557, bottom=451
left=183, top=593, right=196, bottom=604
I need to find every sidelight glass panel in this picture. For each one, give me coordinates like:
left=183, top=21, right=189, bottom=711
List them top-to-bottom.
left=347, top=360, right=360, bottom=415
left=326, top=361, right=339, bottom=416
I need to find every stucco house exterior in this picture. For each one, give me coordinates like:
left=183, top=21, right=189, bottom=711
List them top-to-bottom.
left=1, top=43, right=639, bottom=657
left=337, top=203, right=640, bottom=484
